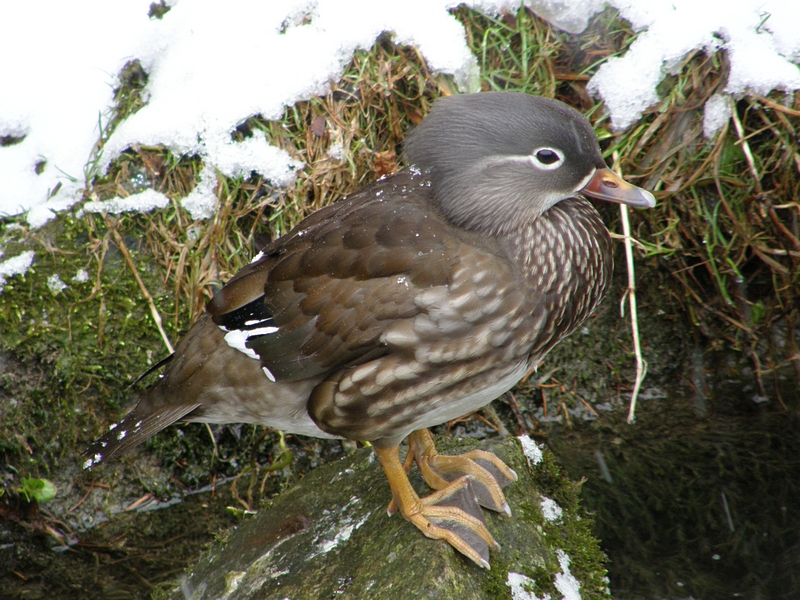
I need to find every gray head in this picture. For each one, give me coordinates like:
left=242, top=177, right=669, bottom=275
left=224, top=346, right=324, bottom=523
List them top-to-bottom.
left=404, top=92, right=651, bottom=234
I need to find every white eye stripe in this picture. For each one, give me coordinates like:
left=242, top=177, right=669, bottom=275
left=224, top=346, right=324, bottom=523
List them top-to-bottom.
left=529, top=147, right=564, bottom=170
left=574, top=167, right=596, bottom=193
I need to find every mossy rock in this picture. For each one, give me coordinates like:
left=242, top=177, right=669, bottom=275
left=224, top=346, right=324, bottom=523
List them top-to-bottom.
left=161, top=436, right=608, bottom=600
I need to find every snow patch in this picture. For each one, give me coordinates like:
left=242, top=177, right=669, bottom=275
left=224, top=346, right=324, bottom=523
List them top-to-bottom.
left=2, top=0, right=800, bottom=225
left=588, top=0, right=800, bottom=131
left=703, top=93, right=733, bottom=139
left=327, top=142, right=346, bottom=161
left=181, top=166, right=219, bottom=220
left=83, top=189, right=170, bottom=214
left=0, top=251, right=35, bottom=292
left=47, top=274, right=67, bottom=293
left=518, top=434, right=543, bottom=466
left=540, top=496, right=563, bottom=522
left=554, top=549, right=582, bottom=600
left=506, top=550, right=582, bottom=600
left=507, top=571, right=549, bottom=600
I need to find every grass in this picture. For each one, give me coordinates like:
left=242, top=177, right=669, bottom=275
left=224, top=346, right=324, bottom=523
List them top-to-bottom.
left=2, top=0, right=797, bottom=521
left=1, top=4, right=799, bottom=598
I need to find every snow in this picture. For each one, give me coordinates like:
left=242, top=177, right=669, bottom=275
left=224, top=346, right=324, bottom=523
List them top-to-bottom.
left=1, top=0, right=799, bottom=227
left=587, top=0, right=800, bottom=131
left=1, top=1, right=154, bottom=224
left=327, top=142, right=346, bottom=162
left=180, top=166, right=218, bottom=220
left=82, top=188, right=170, bottom=215
left=0, top=251, right=35, bottom=292
left=72, top=269, right=90, bottom=283
left=47, top=274, right=68, bottom=294
left=518, top=434, right=544, bottom=465
left=540, top=496, right=563, bottom=522
left=554, top=550, right=582, bottom=600
left=506, top=553, right=582, bottom=600
left=507, top=571, right=550, bottom=600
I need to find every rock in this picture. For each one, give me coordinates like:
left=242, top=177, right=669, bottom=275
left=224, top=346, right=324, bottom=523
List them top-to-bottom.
left=164, top=435, right=609, bottom=600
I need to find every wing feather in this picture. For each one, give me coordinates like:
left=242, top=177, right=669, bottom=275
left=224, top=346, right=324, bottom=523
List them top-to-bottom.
left=206, top=171, right=460, bottom=382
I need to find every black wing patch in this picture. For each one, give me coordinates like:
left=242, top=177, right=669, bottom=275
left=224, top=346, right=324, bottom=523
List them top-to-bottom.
left=214, top=295, right=275, bottom=332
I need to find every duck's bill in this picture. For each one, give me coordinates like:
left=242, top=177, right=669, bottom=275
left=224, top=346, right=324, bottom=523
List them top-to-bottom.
left=579, top=168, right=656, bottom=208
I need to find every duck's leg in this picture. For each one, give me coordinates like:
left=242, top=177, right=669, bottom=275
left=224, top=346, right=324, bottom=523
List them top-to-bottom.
left=403, top=429, right=517, bottom=515
left=373, top=443, right=499, bottom=568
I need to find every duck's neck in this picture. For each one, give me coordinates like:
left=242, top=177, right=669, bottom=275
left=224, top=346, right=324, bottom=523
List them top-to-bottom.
left=502, top=197, right=613, bottom=347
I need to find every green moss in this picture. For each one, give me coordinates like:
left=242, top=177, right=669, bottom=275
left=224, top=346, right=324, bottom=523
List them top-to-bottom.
left=2, top=5, right=798, bottom=599
left=0, top=213, right=175, bottom=472
left=153, top=438, right=607, bottom=599
left=521, top=449, right=609, bottom=599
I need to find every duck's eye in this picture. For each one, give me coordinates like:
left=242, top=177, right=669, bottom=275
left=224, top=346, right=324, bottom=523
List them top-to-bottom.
left=530, top=147, right=564, bottom=170
left=536, top=149, right=559, bottom=164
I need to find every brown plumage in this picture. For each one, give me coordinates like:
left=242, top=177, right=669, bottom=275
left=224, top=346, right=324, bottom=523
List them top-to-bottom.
left=84, top=92, right=654, bottom=568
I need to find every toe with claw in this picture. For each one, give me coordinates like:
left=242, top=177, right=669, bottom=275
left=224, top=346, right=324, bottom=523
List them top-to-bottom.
left=374, top=431, right=517, bottom=568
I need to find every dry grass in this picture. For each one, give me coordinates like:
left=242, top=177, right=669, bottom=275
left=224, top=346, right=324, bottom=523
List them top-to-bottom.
left=5, top=0, right=796, bottom=530
left=84, top=4, right=798, bottom=406
left=1, top=7, right=798, bottom=598
left=631, top=62, right=799, bottom=374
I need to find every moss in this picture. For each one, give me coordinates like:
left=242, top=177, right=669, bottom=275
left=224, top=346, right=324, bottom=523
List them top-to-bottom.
left=2, top=4, right=798, bottom=599
left=1, top=216, right=171, bottom=469
left=156, top=437, right=606, bottom=600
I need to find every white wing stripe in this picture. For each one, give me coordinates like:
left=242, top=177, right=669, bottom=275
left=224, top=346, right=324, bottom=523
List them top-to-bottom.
left=223, top=326, right=279, bottom=359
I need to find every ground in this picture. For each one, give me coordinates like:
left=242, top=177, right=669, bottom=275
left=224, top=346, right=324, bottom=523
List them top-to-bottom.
left=1, top=5, right=799, bottom=599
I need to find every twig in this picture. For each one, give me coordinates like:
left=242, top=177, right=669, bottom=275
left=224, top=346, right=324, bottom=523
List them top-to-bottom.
left=755, top=94, right=800, bottom=118
left=729, top=97, right=762, bottom=192
left=612, top=154, right=648, bottom=424
left=110, top=226, right=174, bottom=354
left=608, top=231, right=647, bottom=251
left=541, top=386, right=548, bottom=418
left=503, top=391, right=527, bottom=434
left=575, top=394, right=599, bottom=418
left=560, top=401, right=572, bottom=427
left=482, top=403, right=511, bottom=437
left=205, top=422, right=219, bottom=469
left=66, top=482, right=109, bottom=514
left=721, top=491, right=735, bottom=532
left=125, top=493, right=155, bottom=511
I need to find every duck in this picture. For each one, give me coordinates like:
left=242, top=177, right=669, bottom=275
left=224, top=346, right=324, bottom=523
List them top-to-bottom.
left=84, top=91, right=655, bottom=568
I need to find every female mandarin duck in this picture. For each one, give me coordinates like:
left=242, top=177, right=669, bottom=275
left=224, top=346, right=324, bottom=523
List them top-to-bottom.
left=85, top=92, right=655, bottom=568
